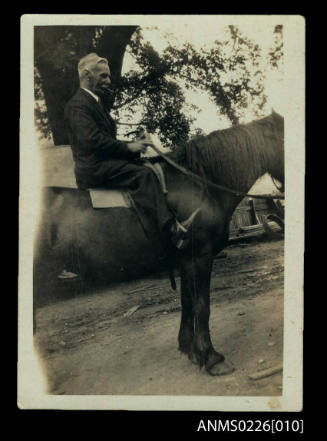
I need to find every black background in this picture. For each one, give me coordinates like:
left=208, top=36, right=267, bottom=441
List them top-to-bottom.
left=14, top=6, right=311, bottom=436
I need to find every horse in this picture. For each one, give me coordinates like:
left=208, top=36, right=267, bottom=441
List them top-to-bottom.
left=34, top=110, right=284, bottom=376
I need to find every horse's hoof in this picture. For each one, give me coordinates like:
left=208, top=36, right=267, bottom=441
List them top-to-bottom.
left=188, top=350, right=199, bottom=365
left=206, top=360, right=235, bottom=376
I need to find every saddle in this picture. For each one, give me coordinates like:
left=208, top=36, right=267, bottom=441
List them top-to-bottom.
left=143, top=161, right=168, bottom=194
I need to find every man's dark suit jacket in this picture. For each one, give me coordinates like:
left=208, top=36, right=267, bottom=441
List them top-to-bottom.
left=64, top=88, right=137, bottom=189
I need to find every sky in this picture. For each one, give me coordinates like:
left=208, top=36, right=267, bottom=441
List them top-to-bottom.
left=119, top=23, right=283, bottom=139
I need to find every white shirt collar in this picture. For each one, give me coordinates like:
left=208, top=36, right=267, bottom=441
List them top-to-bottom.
left=82, top=87, right=99, bottom=103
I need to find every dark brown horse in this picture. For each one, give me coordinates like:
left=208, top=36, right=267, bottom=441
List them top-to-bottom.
left=34, top=110, right=284, bottom=376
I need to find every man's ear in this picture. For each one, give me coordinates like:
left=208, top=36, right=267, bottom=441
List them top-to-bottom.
left=84, top=69, right=91, bottom=81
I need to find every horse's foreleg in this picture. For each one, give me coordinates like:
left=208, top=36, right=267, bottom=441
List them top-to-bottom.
left=180, top=253, right=235, bottom=375
left=193, top=255, right=219, bottom=368
left=178, top=265, right=195, bottom=358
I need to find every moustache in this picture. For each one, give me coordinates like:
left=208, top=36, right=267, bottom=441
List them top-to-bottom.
left=101, top=86, right=114, bottom=95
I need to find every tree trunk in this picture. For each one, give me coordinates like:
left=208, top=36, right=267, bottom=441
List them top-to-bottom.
left=95, top=26, right=137, bottom=110
left=96, top=26, right=138, bottom=83
left=36, top=59, right=77, bottom=145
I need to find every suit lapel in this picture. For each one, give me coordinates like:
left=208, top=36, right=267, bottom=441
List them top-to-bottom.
left=79, top=88, right=114, bottom=129
left=97, top=100, right=117, bottom=136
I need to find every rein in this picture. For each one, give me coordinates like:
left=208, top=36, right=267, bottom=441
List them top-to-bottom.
left=147, top=143, right=285, bottom=201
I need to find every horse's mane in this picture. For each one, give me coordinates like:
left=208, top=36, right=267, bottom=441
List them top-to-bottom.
left=152, top=113, right=283, bottom=191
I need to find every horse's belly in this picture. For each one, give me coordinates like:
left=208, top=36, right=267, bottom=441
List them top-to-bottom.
left=36, top=190, right=165, bottom=282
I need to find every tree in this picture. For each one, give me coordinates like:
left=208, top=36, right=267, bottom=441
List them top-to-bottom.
left=34, top=24, right=283, bottom=147
left=111, top=25, right=273, bottom=145
left=268, top=25, right=283, bottom=69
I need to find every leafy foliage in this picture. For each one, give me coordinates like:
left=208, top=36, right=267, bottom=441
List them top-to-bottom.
left=34, top=25, right=283, bottom=148
left=268, top=25, right=283, bottom=69
left=34, top=68, right=51, bottom=140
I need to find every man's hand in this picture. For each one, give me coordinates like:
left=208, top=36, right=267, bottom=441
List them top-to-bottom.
left=127, top=130, right=155, bottom=154
left=127, top=141, right=148, bottom=154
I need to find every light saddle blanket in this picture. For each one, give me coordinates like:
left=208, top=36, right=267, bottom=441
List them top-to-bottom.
left=89, top=188, right=131, bottom=208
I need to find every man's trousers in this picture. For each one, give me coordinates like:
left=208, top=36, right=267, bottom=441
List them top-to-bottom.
left=85, top=160, right=174, bottom=238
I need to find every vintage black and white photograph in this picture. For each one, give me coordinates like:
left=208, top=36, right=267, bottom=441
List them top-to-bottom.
left=18, top=15, right=304, bottom=411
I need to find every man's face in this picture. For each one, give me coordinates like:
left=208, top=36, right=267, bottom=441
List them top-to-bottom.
left=88, top=63, right=112, bottom=98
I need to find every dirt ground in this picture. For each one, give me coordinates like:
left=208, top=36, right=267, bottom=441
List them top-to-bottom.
left=34, top=237, right=284, bottom=396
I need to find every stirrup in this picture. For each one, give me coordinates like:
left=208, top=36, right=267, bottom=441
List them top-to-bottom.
left=171, top=208, right=201, bottom=250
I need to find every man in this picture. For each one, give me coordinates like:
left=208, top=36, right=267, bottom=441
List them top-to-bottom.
left=64, top=53, right=190, bottom=248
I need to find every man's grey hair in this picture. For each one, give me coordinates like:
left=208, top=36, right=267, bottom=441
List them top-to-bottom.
left=78, top=53, right=109, bottom=78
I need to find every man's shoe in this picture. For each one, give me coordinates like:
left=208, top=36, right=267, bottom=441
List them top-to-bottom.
left=57, top=269, right=79, bottom=280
